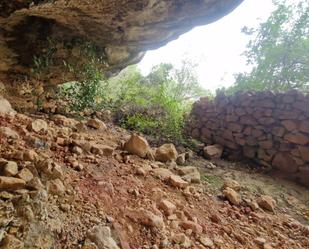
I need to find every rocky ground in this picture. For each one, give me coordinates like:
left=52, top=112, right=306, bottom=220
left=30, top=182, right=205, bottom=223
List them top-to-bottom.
left=0, top=99, right=308, bottom=249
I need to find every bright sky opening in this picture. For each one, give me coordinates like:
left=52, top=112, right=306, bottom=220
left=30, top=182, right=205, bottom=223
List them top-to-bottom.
left=138, top=0, right=275, bottom=92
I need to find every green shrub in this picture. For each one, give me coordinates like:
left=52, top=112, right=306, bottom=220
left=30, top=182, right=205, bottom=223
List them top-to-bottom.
left=59, top=41, right=108, bottom=112
left=58, top=59, right=208, bottom=144
left=112, top=62, right=208, bottom=143
left=60, top=64, right=105, bottom=111
left=125, top=114, right=160, bottom=134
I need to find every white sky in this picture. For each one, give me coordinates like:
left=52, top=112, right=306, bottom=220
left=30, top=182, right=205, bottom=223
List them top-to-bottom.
left=138, top=0, right=275, bottom=92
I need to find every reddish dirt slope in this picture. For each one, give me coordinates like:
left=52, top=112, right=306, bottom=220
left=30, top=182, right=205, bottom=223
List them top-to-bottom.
left=0, top=112, right=308, bottom=249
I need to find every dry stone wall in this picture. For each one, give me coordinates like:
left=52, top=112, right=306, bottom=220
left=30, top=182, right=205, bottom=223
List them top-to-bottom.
left=186, top=91, right=309, bottom=186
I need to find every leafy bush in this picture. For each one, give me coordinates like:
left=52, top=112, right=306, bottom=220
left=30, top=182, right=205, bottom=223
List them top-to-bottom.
left=59, top=42, right=108, bottom=111
left=59, top=58, right=208, bottom=144
left=112, top=62, right=208, bottom=143
left=60, top=64, right=105, bottom=111
left=125, top=114, right=160, bottom=134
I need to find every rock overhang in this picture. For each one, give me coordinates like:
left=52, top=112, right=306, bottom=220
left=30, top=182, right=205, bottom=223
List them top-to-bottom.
left=0, top=0, right=244, bottom=83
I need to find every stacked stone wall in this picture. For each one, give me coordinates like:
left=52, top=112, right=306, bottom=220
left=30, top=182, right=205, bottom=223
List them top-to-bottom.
left=186, top=91, right=309, bottom=186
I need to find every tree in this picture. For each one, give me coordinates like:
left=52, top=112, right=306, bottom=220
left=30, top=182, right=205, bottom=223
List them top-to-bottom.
left=229, top=0, right=309, bottom=93
left=59, top=56, right=208, bottom=143
left=110, top=60, right=208, bottom=143
left=146, top=60, right=209, bottom=103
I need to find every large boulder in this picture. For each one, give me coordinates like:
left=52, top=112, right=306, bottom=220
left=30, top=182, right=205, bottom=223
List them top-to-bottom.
left=52, top=115, right=79, bottom=127
left=299, top=121, right=309, bottom=133
left=284, top=132, right=309, bottom=145
left=123, top=134, right=150, bottom=158
left=155, top=144, right=178, bottom=162
left=176, top=153, right=186, bottom=165
left=296, top=166, right=309, bottom=187
left=17, top=168, right=34, bottom=182
left=152, top=168, right=174, bottom=181
left=222, top=178, right=241, bottom=191
left=46, top=179, right=65, bottom=195
left=158, top=199, right=176, bottom=216
left=138, top=210, right=164, bottom=228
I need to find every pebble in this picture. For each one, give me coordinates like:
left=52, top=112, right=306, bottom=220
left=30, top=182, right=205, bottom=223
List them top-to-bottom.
left=199, top=237, right=214, bottom=248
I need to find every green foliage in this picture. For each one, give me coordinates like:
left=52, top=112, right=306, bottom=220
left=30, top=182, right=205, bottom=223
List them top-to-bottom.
left=228, top=0, right=309, bottom=94
left=31, top=37, right=108, bottom=112
left=59, top=42, right=108, bottom=111
left=59, top=57, right=207, bottom=143
left=112, top=61, right=208, bottom=143
left=60, top=66, right=105, bottom=111
left=125, top=114, right=160, bottom=134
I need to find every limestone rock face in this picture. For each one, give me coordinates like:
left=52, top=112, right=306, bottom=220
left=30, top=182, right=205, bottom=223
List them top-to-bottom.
left=0, top=0, right=243, bottom=83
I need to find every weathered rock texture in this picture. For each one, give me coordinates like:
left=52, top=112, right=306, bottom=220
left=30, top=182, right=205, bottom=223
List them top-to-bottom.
left=0, top=0, right=243, bottom=84
left=186, top=91, right=309, bottom=186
